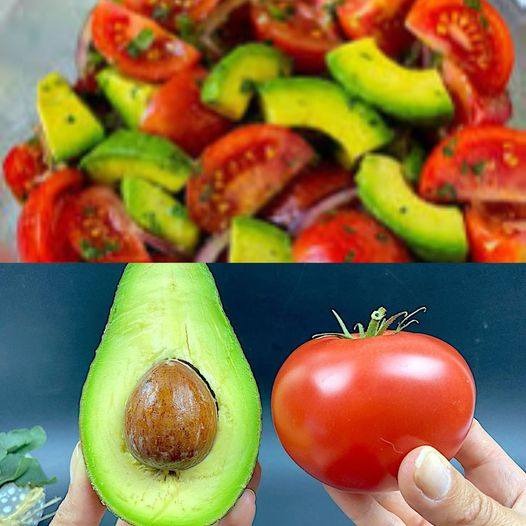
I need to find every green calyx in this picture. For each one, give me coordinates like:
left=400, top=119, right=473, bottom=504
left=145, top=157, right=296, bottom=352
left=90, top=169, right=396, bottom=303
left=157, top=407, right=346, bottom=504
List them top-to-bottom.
left=313, top=306, right=427, bottom=340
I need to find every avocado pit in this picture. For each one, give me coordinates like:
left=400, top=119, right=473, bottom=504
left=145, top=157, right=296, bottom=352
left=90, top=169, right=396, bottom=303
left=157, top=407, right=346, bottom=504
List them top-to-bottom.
left=124, top=359, right=218, bottom=472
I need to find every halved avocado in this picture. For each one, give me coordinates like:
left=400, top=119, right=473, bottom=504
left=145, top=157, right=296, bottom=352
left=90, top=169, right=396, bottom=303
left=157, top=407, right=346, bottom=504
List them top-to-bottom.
left=327, top=38, right=454, bottom=125
left=202, top=43, right=291, bottom=121
left=97, top=68, right=156, bottom=129
left=37, top=72, right=104, bottom=162
left=259, top=77, right=393, bottom=167
left=80, top=130, right=193, bottom=192
left=356, top=154, right=468, bottom=262
left=121, top=177, right=200, bottom=255
left=229, top=216, right=292, bottom=263
left=80, top=264, right=262, bottom=526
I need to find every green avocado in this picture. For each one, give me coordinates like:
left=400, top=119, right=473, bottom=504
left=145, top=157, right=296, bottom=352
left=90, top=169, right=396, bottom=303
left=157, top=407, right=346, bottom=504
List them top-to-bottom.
left=327, top=38, right=454, bottom=125
left=202, top=43, right=291, bottom=121
left=97, top=68, right=156, bottom=129
left=37, top=72, right=104, bottom=162
left=259, top=77, right=393, bottom=167
left=80, top=130, right=193, bottom=192
left=356, top=154, right=468, bottom=262
left=121, top=177, right=200, bottom=255
left=229, top=217, right=292, bottom=263
left=80, top=264, right=262, bottom=526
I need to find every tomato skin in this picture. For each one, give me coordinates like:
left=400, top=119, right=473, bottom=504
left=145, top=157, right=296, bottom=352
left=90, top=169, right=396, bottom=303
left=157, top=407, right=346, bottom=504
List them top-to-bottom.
left=91, top=0, right=200, bottom=83
left=337, top=0, right=415, bottom=57
left=406, top=0, right=514, bottom=96
left=250, top=1, right=341, bottom=73
left=141, top=67, right=232, bottom=157
left=419, top=127, right=526, bottom=204
left=3, top=142, right=46, bottom=201
left=17, top=169, right=84, bottom=263
left=293, top=210, right=412, bottom=263
left=272, top=332, right=475, bottom=492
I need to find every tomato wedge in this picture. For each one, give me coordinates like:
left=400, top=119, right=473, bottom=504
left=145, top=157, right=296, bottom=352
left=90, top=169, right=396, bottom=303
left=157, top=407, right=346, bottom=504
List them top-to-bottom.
left=91, top=0, right=200, bottom=83
left=250, top=0, right=341, bottom=73
left=337, top=0, right=415, bottom=57
left=406, top=0, right=514, bottom=96
left=141, top=67, right=232, bottom=157
left=187, top=124, right=316, bottom=233
left=419, top=127, right=526, bottom=204
left=3, top=141, right=46, bottom=201
left=17, top=169, right=84, bottom=263
left=61, top=186, right=151, bottom=263
left=466, top=204, right=526, bottom=263
left=293, top=209, right=412, bottom=263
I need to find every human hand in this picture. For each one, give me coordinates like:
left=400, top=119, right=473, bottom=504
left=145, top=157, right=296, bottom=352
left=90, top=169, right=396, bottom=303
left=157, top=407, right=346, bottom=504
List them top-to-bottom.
left=325, top=420, right=526, bottom=525
left=51, top=443, right=261, bottom=526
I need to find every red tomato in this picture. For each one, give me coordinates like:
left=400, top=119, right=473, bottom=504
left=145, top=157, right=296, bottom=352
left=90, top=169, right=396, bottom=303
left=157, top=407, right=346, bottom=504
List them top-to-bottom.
left=91, top=0, right=200, bottom=83
left=250, top=0, right=341, bottom=73
left=337, top=0, right=415, bottom=57
left=406, top=0, right=514, bottom=96
left=441, top=60, right=512, bottom=127
left=141, top=67, right=232, bottom=157
left=187, top=124, right=315, bottom=233
left=419, top=126, right=526, bottom=204
left=3, top=142, right=46, bottom=201
left=264, top=163, right=353, bottom=232
left=17, top=169, right=84, bottom=263
left=61, top=186, right=151, bottom=263
left=466, top=203, right=526, bottom=263
left=293, top=209, right=411, bottom=263
left=272, top=309, right=475, bottom=492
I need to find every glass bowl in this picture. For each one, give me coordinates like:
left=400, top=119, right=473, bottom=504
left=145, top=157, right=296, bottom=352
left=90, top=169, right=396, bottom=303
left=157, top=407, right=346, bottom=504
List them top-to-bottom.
left=0, top=0, right=525, bottom=261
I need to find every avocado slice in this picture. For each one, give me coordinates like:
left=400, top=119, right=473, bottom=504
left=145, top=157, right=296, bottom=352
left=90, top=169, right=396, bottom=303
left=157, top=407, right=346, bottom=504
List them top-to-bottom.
left=327, top=38, right=454, bottom=125
left=202, top=43, right=291, bottom=121
left=97, top=68, right=156, bottom=129
left=37, top=72, right=104, bottom=162
left=259, top=77, right=393, bottom=167
left=80, top=130, right=193, bottom=192
left=356, top=154, right=468, bottom=262
left=121, top=177, right=200, bottom=255
left=229, top=217, right=292, bottom=263
left=80, top=264, right=262, bottom=526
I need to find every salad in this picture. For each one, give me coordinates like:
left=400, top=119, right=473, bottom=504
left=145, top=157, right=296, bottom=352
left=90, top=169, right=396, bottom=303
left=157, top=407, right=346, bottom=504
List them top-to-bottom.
left=2, top=0, right=523, bottom=263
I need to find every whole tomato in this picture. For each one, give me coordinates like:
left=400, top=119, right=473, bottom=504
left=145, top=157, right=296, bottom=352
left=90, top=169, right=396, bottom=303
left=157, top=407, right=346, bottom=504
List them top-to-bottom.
left=271, top=308, right=476, bottom=492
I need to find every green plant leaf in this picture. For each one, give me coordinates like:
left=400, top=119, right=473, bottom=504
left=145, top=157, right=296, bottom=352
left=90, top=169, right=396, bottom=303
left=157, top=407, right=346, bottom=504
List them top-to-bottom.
left=0, top=426, right=47, bottom=455
left=0, top=447, right=7, bottom=462
left=0, top=453, right=32, bottom=485
left=14, top=457, right=57, bottom=488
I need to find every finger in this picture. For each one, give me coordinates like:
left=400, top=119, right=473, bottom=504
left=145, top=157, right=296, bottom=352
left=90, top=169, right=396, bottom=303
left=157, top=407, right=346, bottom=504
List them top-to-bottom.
left=457, top=420, right=526, bottom=508
left=51, top=443, right=106, bottom=526
left=398, top=446, right=523, bottom=526
left=247, top=463, right=262, bottom=493
left=324, top=486, right=404, bottom=526
left=218, top=490, right=256, bottom=526
left=376, top=491, right=432, bottom=525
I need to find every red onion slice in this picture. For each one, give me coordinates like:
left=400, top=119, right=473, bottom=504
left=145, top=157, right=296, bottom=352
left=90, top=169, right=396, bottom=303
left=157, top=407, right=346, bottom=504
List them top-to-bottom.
left=76, top=14, right=93, bottom=78
left=137, top=228, right=183, bottom=256
left=195, top=230, right=231, bottom=263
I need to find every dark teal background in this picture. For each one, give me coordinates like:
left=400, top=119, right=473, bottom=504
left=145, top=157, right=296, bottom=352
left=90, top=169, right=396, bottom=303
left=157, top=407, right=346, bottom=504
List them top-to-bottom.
left=0, top=264, right=525, bottom=525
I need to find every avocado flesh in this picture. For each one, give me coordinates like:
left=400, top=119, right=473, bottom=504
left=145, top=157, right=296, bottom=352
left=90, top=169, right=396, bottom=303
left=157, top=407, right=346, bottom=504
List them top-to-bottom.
left=327, top=38, right=454, bottom=125
left=202, top=43, right=291, bottom=121
left=97, top=68, right=156, bottom=129
left=37, top=72, right=104, bottom=162
left=259, top=77, right=393, bottom=167
left=80, top=130, right=193, bottom=192
left=356, top=154, right=468, bottom=262
left=121, top=177, right=200, bottom=255
left=230, top=217, right=292, bottom=263
left=80, top=264, right=262, bottom=526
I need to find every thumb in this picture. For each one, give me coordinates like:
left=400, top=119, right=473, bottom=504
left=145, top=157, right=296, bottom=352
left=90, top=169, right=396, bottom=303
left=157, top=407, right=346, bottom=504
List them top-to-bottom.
left=398, top=446, right=523, bottom=526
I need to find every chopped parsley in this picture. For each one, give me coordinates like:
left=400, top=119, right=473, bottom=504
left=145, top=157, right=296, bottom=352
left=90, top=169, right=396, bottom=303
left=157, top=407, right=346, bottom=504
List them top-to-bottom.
left=126, top=28, right=155, bottom=58
left=437, top=183, right=458, bottom=200
left=80, top=239, right=120, bottom=261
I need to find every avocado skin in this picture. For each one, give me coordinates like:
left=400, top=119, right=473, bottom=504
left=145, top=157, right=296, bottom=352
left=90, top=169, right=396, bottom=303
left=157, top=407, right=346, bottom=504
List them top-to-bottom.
left=328, top=38, right=454, bottom=126
left=202, top=43, right=291, bottom=121
left=37, top=72, right=104, bottom=162
left=259, top=77, right=393, bottom=167
left=80, top=130, right=194, bottom=192
left=357, top=154, right=468, bottom=262
left=121, top=177, right=200, bottom=255
left=229, top=217, right=292, bottom=263
left=80, top=264, right=262, bottom=526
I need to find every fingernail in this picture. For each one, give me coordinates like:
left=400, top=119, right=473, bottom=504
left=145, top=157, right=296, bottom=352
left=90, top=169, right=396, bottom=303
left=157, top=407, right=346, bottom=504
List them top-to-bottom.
left=69, top=442, right=84, bottom=482
left=414, top=447, right=452, bottom=500
left=244, top=489, right=256, bottom=505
